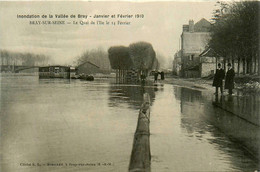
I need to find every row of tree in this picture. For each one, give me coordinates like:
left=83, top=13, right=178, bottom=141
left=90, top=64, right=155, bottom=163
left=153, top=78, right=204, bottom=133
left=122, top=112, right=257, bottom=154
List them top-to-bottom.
left=209, top=1, right=259, bottom=75
left=108, top=41, right=159, bottom=72
left=0, top=50, right=51, bottom=67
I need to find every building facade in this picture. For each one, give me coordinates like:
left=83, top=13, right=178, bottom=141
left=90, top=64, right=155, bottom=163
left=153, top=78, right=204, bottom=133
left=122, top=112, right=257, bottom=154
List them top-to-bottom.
left=180, top=18, right=213, bottom=78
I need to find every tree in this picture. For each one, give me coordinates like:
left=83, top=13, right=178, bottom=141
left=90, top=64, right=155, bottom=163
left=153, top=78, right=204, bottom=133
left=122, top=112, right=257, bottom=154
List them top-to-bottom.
left=209, top=1, right=259, bottom=75
left=129, top=41, right=156, bottom=71
left=108, top=46, right=133, bottom=70
left=76, top=47, right=111, bottom=71
left=0, top=50, right=51, bottom=67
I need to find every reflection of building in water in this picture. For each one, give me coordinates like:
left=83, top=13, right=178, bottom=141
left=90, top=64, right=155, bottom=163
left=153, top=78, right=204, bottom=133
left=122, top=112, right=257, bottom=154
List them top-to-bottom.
left=108, top=83, right=160, bottom=110
left=174, top=86, right=260, bottom=161
left=174, top=87, right=205, bottom=134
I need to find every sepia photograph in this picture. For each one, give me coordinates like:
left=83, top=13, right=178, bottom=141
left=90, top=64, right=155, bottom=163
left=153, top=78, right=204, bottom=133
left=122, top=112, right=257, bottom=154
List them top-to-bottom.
left=0, top=0, right=259, bottom=171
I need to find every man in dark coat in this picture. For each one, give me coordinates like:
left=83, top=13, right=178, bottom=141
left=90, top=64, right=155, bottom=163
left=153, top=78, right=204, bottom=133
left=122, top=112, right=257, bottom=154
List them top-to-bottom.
left=213, top=63, right=225, bottom=94
left=225, top=63, right=235, bottom=95
left=154, top=71, right=158, bottom=83
left=160, top=71, right=165, bottom=80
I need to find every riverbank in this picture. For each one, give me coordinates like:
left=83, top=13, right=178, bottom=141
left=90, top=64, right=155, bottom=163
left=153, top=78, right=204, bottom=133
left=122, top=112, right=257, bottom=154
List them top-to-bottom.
left=158, top=76, right=260, bottom=96
left=161, top=77, right=214, bottom=92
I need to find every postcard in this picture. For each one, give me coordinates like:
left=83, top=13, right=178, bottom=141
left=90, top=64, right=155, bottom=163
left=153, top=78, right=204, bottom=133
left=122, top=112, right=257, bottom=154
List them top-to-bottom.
left=0, top=1, right=259, bottom=172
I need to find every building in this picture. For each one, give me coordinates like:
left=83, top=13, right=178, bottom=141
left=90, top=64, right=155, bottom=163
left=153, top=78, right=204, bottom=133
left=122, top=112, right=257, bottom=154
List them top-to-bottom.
left=180, top=18, right=214, bottom=78
left=198, top=48, right=217, bottom=77
left=199, top=48, right=245, bottom=76
left=172, top=50, right=182, bottom=76
left=76, top=61, right=101, bottom=75
left=39, top=66, right=71, bottom=78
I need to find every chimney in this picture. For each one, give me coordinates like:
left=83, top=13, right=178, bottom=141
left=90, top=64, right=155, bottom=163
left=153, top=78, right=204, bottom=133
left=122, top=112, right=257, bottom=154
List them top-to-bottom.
left=189, top=20, right=194, bottom=32
left=182, top=25, right=189, bottom=32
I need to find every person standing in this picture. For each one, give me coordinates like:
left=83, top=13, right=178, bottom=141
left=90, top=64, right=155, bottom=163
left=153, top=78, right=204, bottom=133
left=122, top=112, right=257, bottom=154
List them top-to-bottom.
left=213, top=63, right=225, bottom=94
left=225, top=63, right=235, bottom=95
left=140, top=71, right=146, bottom=84
left=154, top=71, right=158, bottom=83
left=160, top=71, right=165, bottom=80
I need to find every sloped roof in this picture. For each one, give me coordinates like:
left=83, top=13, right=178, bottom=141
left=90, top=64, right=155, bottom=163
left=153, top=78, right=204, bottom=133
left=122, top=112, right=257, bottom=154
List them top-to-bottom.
left=194, top=18, right=211, bottom=32
left=199, top=48, right=221, bottom=57
left=77, top=61, right=100, bottom=68
left=186, top=65, right=200, bottom=70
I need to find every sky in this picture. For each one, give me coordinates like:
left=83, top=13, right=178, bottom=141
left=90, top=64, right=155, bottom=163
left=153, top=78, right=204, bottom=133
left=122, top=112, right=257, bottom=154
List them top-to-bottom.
left=0, top=1, right=217, bottom=65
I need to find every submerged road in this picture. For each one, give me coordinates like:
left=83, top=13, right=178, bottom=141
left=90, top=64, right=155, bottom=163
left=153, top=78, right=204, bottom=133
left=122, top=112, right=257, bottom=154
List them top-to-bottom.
left=0, top=74, right=259, bottom=172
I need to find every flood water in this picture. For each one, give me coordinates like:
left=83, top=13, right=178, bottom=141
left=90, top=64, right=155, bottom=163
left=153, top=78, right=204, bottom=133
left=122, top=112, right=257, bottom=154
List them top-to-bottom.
left=0, top=74, right=259, bottom=172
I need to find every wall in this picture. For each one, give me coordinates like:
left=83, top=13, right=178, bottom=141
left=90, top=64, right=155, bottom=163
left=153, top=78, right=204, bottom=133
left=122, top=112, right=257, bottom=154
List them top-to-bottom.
left=182, top=32, right=210, bottom=55
left=200, top=62, right=215, bottom=77
left=185, top=70, right=200, bottom=78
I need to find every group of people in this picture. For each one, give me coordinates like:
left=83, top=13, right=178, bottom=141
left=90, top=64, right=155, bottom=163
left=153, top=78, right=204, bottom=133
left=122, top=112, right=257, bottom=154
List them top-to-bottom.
left=213, top=63, right=235, bottom=95
left=154, top=71, right=164, bottom=83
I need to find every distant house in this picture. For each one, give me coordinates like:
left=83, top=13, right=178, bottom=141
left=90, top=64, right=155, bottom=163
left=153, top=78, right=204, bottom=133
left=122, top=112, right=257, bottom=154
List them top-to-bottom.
left=180, top=18, right=213, bottom=78
left=199, top=48, right=218, bottom=77
left=199, top=48, right=244, bottom=76
left=172, top=50, right=182, bottom=75
left=76, top=61, right=100, bottom=75
left=39, top=66, right=71, bottom=78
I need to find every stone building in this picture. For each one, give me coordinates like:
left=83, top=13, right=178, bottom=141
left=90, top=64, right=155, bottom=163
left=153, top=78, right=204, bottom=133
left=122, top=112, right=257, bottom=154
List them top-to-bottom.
left=180, top=18, right=214, bottom=78
left=199, top=47, right=244, bottom=76
left=198, top=48, right=217, bottom=77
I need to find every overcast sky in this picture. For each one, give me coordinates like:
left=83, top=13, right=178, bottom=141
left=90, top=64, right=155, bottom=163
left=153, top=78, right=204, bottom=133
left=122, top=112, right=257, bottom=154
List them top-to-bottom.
left=0, top=1, right=216, bottom=65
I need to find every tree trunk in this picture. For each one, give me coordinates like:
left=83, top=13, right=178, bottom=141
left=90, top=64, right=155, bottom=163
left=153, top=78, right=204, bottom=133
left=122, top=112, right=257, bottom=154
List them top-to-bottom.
left=258, top=52, right=260, bottom=76
left=216, top=57, right=218, bottom=69
left=237, top=58, right=240, bottom=76
left=250, top=58, right=254, bottom=74
left=224, top=59, right=226, bottom=72
left=232, top=59, right=235, bottom=72
left=243, top=59, right=246, bottom=75
left=246, top=59, right=251, bottom=74
left=246, top=60, right=249, bottom=74
left=116, top=69, right=118, bottom=83
left=121, top=69, right=123, bottom=83
left=124, top=69, right=126, bottom=83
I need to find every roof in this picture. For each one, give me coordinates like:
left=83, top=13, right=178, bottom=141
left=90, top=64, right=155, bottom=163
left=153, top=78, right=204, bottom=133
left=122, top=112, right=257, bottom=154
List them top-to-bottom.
left=194, top=18, right=211, bottom=32
left=199, top=48, right=221, bottom=57
left=77, top=61, right=100, bottom=68
left=39, top=65, right=70, bottom=68
left=186, top=65, right=200, bottom=71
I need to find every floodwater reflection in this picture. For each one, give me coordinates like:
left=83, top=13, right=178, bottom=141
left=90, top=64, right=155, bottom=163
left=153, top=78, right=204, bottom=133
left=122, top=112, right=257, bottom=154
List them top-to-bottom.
left=0, top=74, right=259, bottom=172
left=108, top=82, right=164, bottom=109
left=150, top=86, right=258, bottom=171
